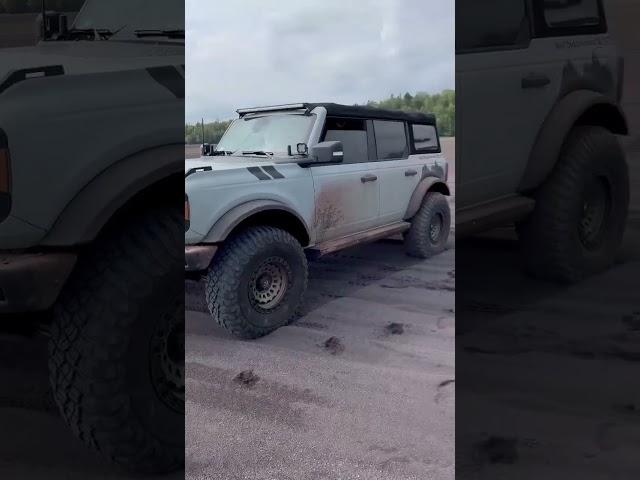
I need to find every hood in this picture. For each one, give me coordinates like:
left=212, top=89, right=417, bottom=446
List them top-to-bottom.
left=0, top=40, right=183, bottom=83
left=185, top=155, right=296, bottom=174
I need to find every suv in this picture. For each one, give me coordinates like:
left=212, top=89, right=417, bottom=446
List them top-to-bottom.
left=0, top=0, right=183, bottom=473
left=457, top=0, right=629, bottom=282
left=185, top=103, right=451, bottom=339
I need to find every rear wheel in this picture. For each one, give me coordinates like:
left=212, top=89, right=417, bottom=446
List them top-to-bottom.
left=519, top=126, right=629, bottom=282
left=405, top=192, right=451, bottom=259
left=206, top=226, right=308, bottom=339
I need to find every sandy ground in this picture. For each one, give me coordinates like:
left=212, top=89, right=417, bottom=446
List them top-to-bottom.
left=455, top=7, right=640, bottom=477
left=184, top=138, right=456, bottom=480
left=455, top=144, right=640, bottom=479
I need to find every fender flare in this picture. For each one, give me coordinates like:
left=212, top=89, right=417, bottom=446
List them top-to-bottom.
left=519, top=90, right=628, bottom=192
left=41, top=144, right=183, bottom=246
left=404, top=176, right=450, bottom=220
left=203, top=199, right=312, bottom=244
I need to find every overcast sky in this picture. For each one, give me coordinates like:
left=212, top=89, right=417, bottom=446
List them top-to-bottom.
left=185, top=0, right=454, bottom=123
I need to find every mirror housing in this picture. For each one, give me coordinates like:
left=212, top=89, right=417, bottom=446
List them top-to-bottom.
left=37, top=11, right=69, bottom=41
left=308, top=141, right=343, bottom=165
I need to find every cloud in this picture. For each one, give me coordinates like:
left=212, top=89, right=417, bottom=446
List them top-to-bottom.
left=186, top=0, right=454, bottom=123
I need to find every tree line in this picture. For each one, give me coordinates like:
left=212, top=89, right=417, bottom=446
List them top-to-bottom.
left=0, top=0, right=85, bottom=13
left=185, top=90, right=455, bottom=144
left=367, top=90, right=455, bottom=137
left=185, top=120, right=232, bottom=146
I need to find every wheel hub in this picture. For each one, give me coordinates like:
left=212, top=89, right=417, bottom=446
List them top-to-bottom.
left=429, top=213, right=443, bottom=243
left=249, top=257, right=290, bottom=312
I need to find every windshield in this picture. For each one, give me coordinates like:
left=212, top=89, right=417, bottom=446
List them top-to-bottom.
left=72, top=0, right=183, bottom=37
left=216, top=114, right=316, bottom=156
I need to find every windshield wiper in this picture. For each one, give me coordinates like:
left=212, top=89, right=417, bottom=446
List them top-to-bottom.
left=63, top=28, right=116, bottom=40
left=134, top=29, right=185, bottom=39
left=211, top=150, right=233, bottom=156
left=240, top=151, right=274, bottom=156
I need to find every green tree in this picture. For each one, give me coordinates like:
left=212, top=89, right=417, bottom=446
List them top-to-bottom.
left=367, top=89, right=455, bottom=137
left=185, top=120, right=232, bottom=145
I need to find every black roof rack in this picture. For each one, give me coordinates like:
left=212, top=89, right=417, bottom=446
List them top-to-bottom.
left=236, top=102, right=436, bottom=125
left=306, top=103, right=436, bottom=124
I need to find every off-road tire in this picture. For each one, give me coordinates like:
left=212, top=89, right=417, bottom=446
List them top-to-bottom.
left=519, top=126, right=629, bottom=282
left=405, top=192, right=451, bottom=259
left=49, top=207, right=184, bottom=473
left=205, top=226, right=308, bottom=339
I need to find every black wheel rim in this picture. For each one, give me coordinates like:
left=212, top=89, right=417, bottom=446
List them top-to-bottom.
left=578, top=176, right=611, bottom=250
left=429, top=213, right=444, bottom=243
left=248, top=256, right=290, bottom=313
left=150, top=297, right=184, bottom=413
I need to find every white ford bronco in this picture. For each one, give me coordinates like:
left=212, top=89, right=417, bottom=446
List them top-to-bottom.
left=185, top=103, right=451, bottom=339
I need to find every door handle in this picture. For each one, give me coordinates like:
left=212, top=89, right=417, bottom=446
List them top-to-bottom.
left=522, top=74, right=550, bottom=89
left=405, top=169, right=418, bottom=177
left=361, top=174, right=378, bottom=183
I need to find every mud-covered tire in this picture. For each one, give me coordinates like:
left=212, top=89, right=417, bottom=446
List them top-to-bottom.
left=519, top=126, right=629, bottom=282
left=405, top=192, right=451, bottom=259
left=48, top=207, right=184, bottom=473
left=205, top=226, right=308, bottom=339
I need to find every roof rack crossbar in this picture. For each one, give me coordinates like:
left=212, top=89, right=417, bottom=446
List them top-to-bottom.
left=236, top=103, right=308, bottom=116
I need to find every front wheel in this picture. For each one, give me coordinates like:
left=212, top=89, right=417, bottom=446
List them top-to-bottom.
left=405, top=191, right=451, bottom=259
left=49, top=207, right=184, bottom=473
left=205, top=226, right=308, bottom=339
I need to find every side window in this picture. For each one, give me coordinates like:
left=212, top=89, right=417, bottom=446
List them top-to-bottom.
left=456, top=0, right=528, bottom=52
left=535, top=0, right=605, bottom=36
left=323, top=117, right=368, bottom=164
left=373, top=120, right=408, bottom=160
left=411, top=124, right=440, bottom=153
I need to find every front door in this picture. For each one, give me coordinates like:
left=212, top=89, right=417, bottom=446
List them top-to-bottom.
left=310, top=117, right=380, bottom=242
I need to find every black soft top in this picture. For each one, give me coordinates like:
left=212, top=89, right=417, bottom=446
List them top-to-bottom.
left=237, top=102, right=436, bottom=125
left=307, top=103, right=436, bottom=125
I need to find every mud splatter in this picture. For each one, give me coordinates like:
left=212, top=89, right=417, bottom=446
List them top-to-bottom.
left=314, top=187, right=345, bottom=240
left=295, top=320, right=328, bottom=331
left=385, top=323, right=405, bottom=335
left=323, top=336, right=345, bottom=355
left=233, top=370, right=259, bottom=387
left=438, top=379, right=455, bottom=388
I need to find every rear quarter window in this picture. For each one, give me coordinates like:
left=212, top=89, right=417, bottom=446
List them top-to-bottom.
left=534, top=0, right=606, bottom=37
left=411, top=124, right=440, bottom=153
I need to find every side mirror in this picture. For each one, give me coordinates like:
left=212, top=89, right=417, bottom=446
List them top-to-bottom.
left=37, top=12, right=69, bottom=41
left=309, top=141, right=343, bottom=164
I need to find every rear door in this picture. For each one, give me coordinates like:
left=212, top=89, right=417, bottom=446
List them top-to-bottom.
left=310, top=117, right=380, bottom=242
left=375, top=121, right=444, bottom=225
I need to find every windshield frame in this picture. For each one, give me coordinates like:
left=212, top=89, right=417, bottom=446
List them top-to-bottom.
left=215, top=112, right=317, bottom=158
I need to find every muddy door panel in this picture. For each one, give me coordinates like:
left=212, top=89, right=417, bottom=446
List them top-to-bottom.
left=310, top=163, right=380, bottom=242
